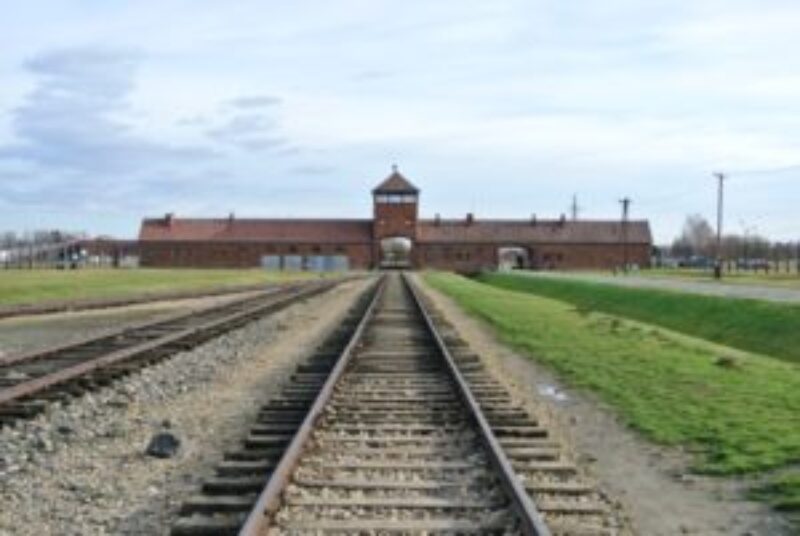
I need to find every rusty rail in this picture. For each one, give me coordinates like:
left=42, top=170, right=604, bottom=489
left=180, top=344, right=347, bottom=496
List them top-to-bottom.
left=237, top=272, right=551, bottom=535
left=404, top=272, right=552, bottom=536
left=237, top=275, right=388, bottom=535
left=0, top=280, right=338, bottom=411
left=0, top=282, right=285, bottom=320
left=0, top=285, right=295, bottom=368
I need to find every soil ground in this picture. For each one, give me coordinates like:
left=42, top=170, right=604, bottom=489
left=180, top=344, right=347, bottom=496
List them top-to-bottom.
left=415, top=274, right=794, bottom=536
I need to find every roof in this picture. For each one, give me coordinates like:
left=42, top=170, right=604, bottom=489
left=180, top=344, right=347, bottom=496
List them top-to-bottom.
left=372, top=167, right=419, bottom=194
left=139, top=218, right=373, bottom=243
left=417, top=219, right=652, bottom=244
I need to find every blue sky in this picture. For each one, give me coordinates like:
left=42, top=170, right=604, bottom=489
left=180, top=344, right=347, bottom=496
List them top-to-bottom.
left=1, top=1, right=799, bottom=243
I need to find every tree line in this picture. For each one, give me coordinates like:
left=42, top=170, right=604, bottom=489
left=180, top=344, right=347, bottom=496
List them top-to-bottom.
left=666, top=215, right=798, bottom=269
left=1, top=230, right=87, bottom=250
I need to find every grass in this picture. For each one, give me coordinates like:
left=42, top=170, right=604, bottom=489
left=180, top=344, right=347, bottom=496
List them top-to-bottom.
left=0, top=268, right=324, bottom=306
left=642, top=268, right=800, bottom=289
left=425, top=272, right=800, bottom=509
left=475, top=272, right=800, bottom=366
left=751, top=471, right=800, bottom=512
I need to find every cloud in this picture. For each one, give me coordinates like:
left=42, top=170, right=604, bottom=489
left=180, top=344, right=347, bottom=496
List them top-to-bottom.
left=0, top=45, right=223, bottom=223
left=1, top=46, right=213, bottom=175
left=228, top=95, right=282, bottom=109
left=206, top=101, right=289, bottom=152
left=291, top=164, right=336, bottom=175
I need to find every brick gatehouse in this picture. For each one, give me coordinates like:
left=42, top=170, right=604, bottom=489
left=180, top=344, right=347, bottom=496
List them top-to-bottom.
left=138, top=167, right=652, bottom=271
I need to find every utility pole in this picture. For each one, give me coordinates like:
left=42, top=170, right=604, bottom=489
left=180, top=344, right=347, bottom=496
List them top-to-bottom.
left=714, top=172, right=725, bottom=279
left=570, top=194, right=580, bottom=221
left=619, top=197, right=631, bottom=273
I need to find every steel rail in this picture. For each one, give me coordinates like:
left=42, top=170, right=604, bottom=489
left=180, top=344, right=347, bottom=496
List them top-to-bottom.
left=403, top=272, right=552, bottom=536
left=238, top=275, right=387, bottom=536
left=0, top=281, right=334, bottom=407
left=0, top=282, right=281, bottom=321
left=0, top=286, right=298, bottom=369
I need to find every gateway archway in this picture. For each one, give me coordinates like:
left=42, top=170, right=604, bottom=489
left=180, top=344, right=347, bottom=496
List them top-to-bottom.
left=380, top=236, right=413, bottom=269
left=498, top=246, right=530, bottom=270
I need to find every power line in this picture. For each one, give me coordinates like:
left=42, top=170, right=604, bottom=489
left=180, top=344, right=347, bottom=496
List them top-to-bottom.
left=727, top=163, right=800, bottom=178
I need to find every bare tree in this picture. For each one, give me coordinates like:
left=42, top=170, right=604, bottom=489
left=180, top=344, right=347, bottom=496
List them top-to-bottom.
left=671, top=214, right=715, bottom=257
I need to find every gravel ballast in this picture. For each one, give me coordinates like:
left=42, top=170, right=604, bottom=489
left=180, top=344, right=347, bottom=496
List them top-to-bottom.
left=0, top=278, right=371, bottom=536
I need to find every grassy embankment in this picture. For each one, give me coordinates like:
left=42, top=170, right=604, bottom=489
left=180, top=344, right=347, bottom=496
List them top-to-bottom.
left=642, top=268, right=800, bottom=289
left=0, top=269, right=323, bottom=306
left=425, top=272, right=800, bottom=511
left=477, top=272, right=800, bottom=366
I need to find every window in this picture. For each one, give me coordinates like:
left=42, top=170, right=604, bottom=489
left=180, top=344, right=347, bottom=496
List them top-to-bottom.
left=375, top=194, right=416, bottom=204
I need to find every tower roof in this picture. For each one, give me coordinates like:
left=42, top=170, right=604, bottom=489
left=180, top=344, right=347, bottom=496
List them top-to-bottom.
left=372, top=165, right=419, bottom=194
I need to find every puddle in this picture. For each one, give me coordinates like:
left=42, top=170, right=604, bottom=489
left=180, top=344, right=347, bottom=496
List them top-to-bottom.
left=537, top=383, right=569, bottom=402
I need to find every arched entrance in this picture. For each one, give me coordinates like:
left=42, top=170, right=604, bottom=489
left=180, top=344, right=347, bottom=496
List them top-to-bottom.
left=380, top=236, right=413, bottom=269
left=498, top=247, right=530, bottom=270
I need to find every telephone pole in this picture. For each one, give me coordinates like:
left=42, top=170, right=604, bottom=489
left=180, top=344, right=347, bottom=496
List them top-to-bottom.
left=714, top=172, right=725, bottom=279
left=570, top=194, right=580, bottom=221
left=619, top=197, right=631, bottom=273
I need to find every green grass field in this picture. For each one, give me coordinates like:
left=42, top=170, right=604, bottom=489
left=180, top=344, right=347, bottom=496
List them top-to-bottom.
left=642, top=268, right=800, bottom=289
left=0, top=269, right=323, bottom=306
left=425, top=272, right=800, bottom=510
left=475, top=272, right=800, bottom=366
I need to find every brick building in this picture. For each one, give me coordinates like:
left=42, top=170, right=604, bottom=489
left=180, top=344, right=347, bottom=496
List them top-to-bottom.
left=138, top=167, right=652, bottom=271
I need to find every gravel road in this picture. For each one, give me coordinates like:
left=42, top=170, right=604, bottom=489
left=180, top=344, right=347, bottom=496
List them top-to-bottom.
left=521, top=271, right=800, bottom=303
left=0, top=278, right=371, bottom=536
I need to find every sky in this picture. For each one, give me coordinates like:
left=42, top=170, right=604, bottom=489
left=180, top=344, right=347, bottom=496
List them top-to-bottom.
left=1, top=1, right=799, bottom=244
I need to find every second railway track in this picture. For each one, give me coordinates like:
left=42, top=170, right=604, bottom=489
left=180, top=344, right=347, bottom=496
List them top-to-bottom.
left=174, top=273, right=616, bottom=535
left=0, top=278, right=345, bottom=427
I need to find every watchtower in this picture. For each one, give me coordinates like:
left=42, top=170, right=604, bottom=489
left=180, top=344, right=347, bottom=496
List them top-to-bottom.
left=372, top=165, right=419, bottom=268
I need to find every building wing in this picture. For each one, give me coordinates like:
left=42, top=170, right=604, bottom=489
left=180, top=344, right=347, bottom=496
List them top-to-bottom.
left=139, top=218, right=373, bottom=244
left=417, top=219, right=652, bottom=244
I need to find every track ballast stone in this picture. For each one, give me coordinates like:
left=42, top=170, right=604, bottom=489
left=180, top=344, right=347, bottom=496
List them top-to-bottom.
left=0, top=279, right=370, bottom=536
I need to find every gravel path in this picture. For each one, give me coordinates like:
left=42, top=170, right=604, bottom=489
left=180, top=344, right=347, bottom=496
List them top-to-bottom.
left=521, top=271, right=800, bottom=303
left=414, top=274, right=794, bottom=536
left=0, top=278, right=371, bottom=536
left=0, top=291, right=260, bottom=359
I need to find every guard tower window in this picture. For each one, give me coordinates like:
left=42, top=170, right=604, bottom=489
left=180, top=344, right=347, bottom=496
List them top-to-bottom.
left=375, top=194, right=417, bottom=204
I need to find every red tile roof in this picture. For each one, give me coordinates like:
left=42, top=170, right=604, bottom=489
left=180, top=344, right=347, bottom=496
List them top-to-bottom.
left=372, top=169, right=419, bottom=194
left=139, top=218, right=373, bottom=243
left=417, top=219, right=652, bottom=244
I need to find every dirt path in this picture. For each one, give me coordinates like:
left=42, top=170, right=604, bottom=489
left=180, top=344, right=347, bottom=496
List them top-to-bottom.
left=525, top=271, right=800, bottom=303
left=415, top=274, right=794, bottom=536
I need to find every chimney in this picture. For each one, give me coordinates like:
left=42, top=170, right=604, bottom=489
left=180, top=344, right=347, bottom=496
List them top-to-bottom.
left=228, top=212, right=235, bottom=224
left=164, top=213, right=174, bottom=226
left=434, top=213, right=441, bottom=226
left=466, top=213, right=474, bottom=226
left=530, top=213, right=537, bottom=226
left=559, top=213, right=566, bottom=226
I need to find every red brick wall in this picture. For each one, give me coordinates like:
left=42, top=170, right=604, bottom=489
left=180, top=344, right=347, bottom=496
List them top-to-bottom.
left=372, top=199, right=418, bottom=267
left=373, top=202, right=417, bottom=240
left=140, top=241, right=373, bottom=269
left=416, top=242, right=650, bottom=272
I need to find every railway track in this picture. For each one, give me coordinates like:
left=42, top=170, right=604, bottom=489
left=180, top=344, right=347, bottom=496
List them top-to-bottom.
left=173, top=273, right=616, bottom=535
left=0, top=279, right=343, bottom=427
left=0, top=282, right=277, bottom=320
